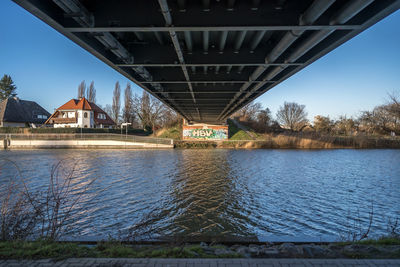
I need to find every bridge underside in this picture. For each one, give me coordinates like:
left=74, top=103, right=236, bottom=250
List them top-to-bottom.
left=13, top=0, right=400, bottom=123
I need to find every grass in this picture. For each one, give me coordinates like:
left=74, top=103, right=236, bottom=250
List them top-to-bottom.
left=227, top=120, right=253, bottom=140
left=156, top=125, right=182, bottom=140
left=174, top=141, right=217, bottom=149
left=335, top=237, right=400, bottom=259
left=337, top=237, right=400, bottom=246
left=0, top=241, right=242, bottom=260
left=0, top=241, right=96, bottom=260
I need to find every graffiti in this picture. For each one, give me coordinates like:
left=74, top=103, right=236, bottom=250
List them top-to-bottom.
left=183, top=128, right=228, bottom=140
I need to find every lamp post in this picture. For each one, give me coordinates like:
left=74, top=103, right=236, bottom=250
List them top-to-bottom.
left=80, top=112, right=83, bottom=139
left=121, top=122, right=132, bottom=140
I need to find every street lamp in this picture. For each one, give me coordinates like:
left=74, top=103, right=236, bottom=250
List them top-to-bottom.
left=121, top=122, right=132, bottom=140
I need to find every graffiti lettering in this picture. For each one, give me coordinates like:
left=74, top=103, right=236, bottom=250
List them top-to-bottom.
left=183, top=128, right=228, bottom=140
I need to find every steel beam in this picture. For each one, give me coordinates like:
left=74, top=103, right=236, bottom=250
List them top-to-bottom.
left=13, top=0, right=400, bottom=123
left=220, top=0, right=400, bottom=120
left=65, top=25, right=362, bottom=32
left=116, top=63, right=302, bottom=67
left=139, top=81, right=274, bottom=84
left=159, top=91, right=238, bottom=93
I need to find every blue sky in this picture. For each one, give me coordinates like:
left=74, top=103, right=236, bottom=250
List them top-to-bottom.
left=0, top=1, right=399, bottom=120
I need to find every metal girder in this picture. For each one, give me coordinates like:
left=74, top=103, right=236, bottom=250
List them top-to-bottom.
left=12, top=0, right=400, bottom=124
left=158, top=0, right=200, bottom=119
left=219, top=0, right=400, bottom=120
left=65, top=25, right=362, bottom=32
left=116, top=63, right=302, bottom=67
left=139, top=81, right=274, bottom=84
left=161, top=91, right=238, bottom=93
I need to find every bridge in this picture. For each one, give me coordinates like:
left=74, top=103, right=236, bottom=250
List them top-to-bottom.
left=13, top=0, right=400, bottom=124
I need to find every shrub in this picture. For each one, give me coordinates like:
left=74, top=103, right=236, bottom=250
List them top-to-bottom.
left=0, top=160, right=98, bottom=241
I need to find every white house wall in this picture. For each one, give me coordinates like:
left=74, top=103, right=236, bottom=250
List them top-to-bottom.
left=53, top=109, right=111, bottom=128
left=76, top=110, right=93, bottom=128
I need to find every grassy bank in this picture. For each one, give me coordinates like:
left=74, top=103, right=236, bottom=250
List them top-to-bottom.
left=227, top=119, right=257, bottom=140
left=156, top=120, right=400, bottom=149
left=154, top=124, right=182, bottom=140
left=175, top=134, right=400, bottom=149
left=1, top=237, right=399, bottom=260
left=0, top=241, right=240, bottom=260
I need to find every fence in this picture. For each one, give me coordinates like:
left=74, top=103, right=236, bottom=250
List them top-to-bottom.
left=0, top=133, right=173, bottom=146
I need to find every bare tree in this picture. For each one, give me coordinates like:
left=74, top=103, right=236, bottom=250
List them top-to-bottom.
left=77, top=81, right=86, bottom=99
left=86, top=81, right=96, bottom=103
left=112, top=82, right=121, bottom=124
left=123, top=83, right=134, bottom=124
left=132, top=91, right=165, bottom=131
left=387, top=92, right=400, bottom=120
left=233, top=102, right=262, bottom=121
left=276, top=102, right=308, bottom=131
left=104, top=104, right=114, bottom=120
left=159, top=108, right=180, bottom=128
left=257, top=108, right=272, bottom=127
left=314, top=115, right=334, bottom=134
left=333, top=115, right=357, bottom=135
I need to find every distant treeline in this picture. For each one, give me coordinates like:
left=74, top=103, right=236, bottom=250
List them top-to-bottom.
left=96, top=81, right=180, bottom=131
left=232, top=92, right=400, bottom=136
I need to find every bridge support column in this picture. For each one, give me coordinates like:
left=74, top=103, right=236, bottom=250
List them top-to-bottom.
left=182, top=120, right=228, bottom=140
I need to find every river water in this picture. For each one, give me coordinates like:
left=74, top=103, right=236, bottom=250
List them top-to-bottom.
left=1, top=149, right=399, bottom=242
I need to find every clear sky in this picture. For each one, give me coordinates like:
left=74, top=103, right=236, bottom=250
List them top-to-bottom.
left=0, top=1, right=399, bottom=120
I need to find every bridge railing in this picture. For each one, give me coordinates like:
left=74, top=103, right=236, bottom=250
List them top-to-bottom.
left=0, top=133, right=173, bottom=146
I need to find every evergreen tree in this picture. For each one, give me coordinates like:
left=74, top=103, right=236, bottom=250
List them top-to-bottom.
left=0, top=74, right=17, bottom=100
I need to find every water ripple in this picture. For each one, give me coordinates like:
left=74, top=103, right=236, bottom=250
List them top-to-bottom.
left=0, top=149, right=399, bottom=241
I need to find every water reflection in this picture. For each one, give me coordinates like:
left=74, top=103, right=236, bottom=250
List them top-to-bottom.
left=0, top=149, right=399, bottom=241
left=169, top=150, right=255, bottom=240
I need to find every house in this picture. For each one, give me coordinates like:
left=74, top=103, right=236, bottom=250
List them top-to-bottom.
left=0, top=97, right=50, bottom=127
left=45, top=97, right=115, bottom=128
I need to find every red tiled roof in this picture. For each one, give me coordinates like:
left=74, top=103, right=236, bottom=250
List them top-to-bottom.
left=57, top=98, right=93, bottom=111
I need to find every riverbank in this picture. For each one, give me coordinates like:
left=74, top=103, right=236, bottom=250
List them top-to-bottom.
left=1, top=133, right=173, bottom=149
left=175, top=134, right=400, bottom=149
left=4, top=139, right=173, bottom=149
left=1, top=238, right=399, bottom=260
left=1, top=258, right=397, bottom=267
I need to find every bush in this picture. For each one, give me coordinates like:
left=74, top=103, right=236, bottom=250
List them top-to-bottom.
left=0, top=127, right=25, bottom=134
left=0, top=127, right=149, bottom=135
left=30, top=128, right=149, bottom=135
left=0, top=160, right=98, bottom=241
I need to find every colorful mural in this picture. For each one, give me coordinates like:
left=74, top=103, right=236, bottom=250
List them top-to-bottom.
left=182, top=127, right=228, bottom=140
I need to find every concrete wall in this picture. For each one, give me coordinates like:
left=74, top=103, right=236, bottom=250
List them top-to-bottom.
left=183, top=124, right=228, bottom=140
left=7, top=139, right=173, bottom=149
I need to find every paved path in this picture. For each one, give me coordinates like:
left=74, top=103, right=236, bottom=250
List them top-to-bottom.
left=0, top=258, right=399, bottom=267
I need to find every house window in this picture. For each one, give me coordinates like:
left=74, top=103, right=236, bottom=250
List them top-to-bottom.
left=84, top=112, right=88, bottom=118
left=97, top=113, right=106, bottom=119
left=84, top=125, right=88, bottom=128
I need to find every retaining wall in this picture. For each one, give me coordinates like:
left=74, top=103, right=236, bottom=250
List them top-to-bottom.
left=4, top=139, right=173, bottom=149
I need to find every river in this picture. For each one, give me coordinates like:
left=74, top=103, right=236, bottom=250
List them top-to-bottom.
left=1, top=149, right=399, bottom=242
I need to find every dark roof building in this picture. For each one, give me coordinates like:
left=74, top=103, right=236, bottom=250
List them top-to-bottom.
left=0, top=97, right=51, bottom=127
